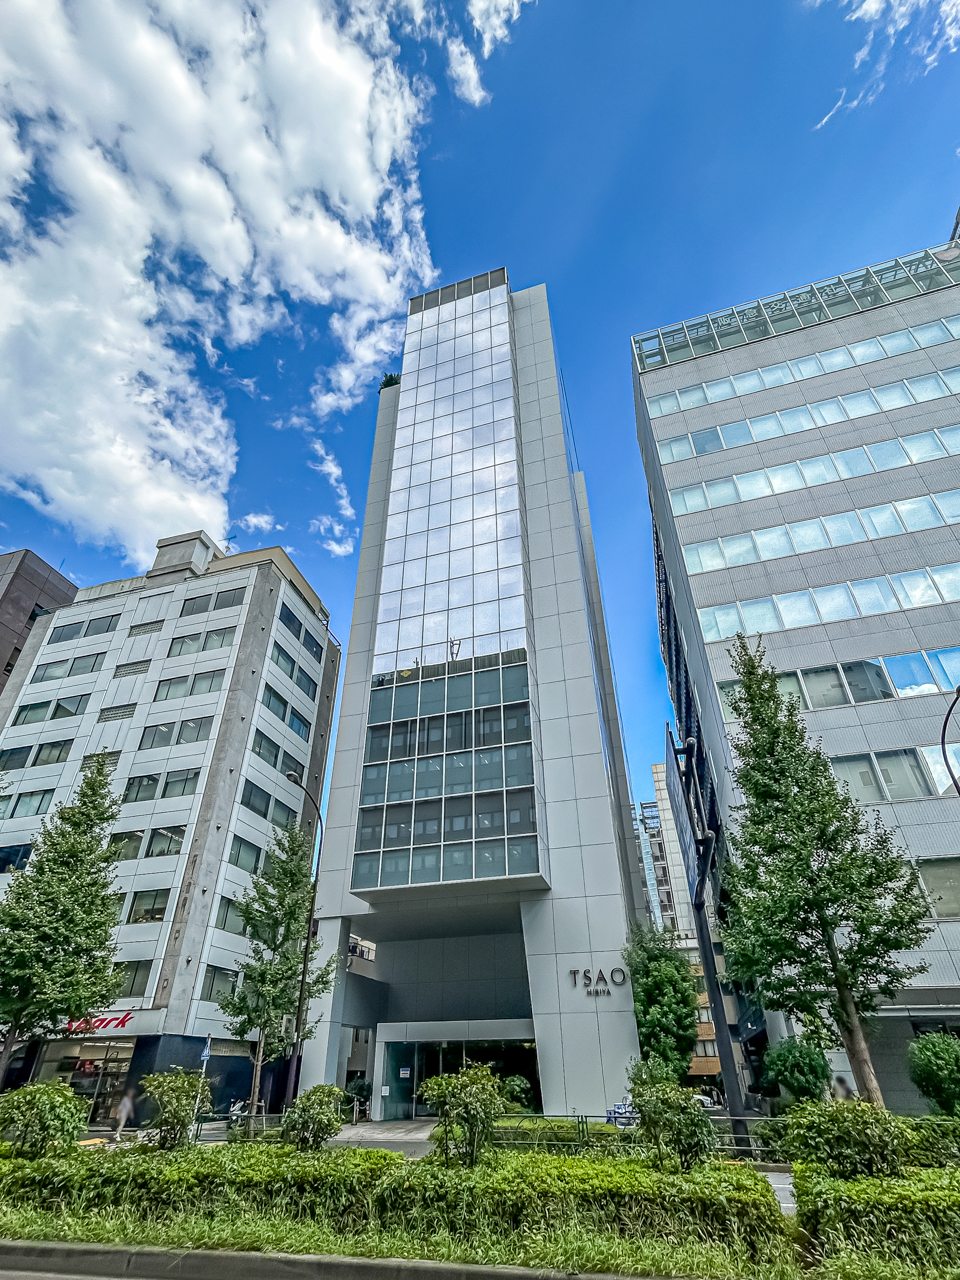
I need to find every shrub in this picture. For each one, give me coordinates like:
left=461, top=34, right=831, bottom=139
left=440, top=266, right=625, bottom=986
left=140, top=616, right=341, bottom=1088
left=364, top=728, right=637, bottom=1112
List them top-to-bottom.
left=908, top=1031, right=960, bottom=1117
left=761, top=1036, right=830, bottom=1102
left=626, top=1056, right=716, bottom=1169
left=419, top=1063, right=505, bottom=1166
left=140, top=1068, right=211, bottom=1149
left=501, top=1075, right=532, bottom=1110
left=344, top=1077, right=372, bottom=1105
left=0, top=1081, right=87, bottom=1157
left=281, top=1085, right=343, bottom=1150
left=780, top=1098, right=916, bottom=1178
left=911, top=1115, right=960, bottom=1166
left=0, top=1143, right=402, bottom=1226
left=375, top=1152, right=786, bottom=1261
left=794, top=1161, right=960, bottom=1265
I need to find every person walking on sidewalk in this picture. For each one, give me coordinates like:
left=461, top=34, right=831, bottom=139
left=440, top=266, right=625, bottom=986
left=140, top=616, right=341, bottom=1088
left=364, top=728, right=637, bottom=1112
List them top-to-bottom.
left=113, top=1087, right=137, bottom=1142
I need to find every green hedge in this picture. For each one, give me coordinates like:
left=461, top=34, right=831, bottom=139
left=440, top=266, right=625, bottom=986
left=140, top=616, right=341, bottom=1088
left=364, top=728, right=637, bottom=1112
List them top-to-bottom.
left=491, top=1116, right=622, bottom=1148
left=0, top=1144, right=785, bottom=1262
left=0, top=1145, right=401, bottom=1228
left=375, top=1153, right=785, bottom=1260
left=794, top=1161, right=960, bottom=1265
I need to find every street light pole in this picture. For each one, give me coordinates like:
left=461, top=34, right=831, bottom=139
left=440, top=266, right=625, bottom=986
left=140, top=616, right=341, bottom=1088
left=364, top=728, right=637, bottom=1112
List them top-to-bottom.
left=941, top=685, right=960, bottom=798
left=283, top=771, right=324, bottom=1106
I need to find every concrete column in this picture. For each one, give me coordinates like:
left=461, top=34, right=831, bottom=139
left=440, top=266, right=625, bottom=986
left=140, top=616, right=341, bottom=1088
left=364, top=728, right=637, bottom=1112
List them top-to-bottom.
left=298, top=917, right=351, bottom=1091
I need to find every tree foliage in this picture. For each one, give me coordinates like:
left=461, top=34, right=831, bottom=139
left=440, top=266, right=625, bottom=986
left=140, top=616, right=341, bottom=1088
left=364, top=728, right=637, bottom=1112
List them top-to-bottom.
left=720, top=636, right=933, bottom=1106
left=0, top=755, right=123, bottom=1084
left=216, top=823, right=336, bottom=1124
left=622, top=924, right=698, bottom=1080
left=908, top=1032, right=960, bottom=1117
left=762, top=1037, right=831, bottom=1103
left=625, top=1056, right=716, bottom=1170
left=419, top=1063, right=506, bottom=1166
left=141, top=1068, right=211, bottom=1149
left=0, top=1080, right=88, bottom=1156
left=280, top=1084, right=343, bottom=1149
left=780, top=1098, right=917, bottom=1178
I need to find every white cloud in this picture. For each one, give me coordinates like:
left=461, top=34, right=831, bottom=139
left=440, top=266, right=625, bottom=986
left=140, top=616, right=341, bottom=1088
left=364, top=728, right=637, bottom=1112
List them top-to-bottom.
left=468, top=0, right=536, bottom=58
left=2, top=1, right=533, bottom=568
left=816, top=1, right=960, bottom=112
left=446, top=36, right=490, bottom=104
left=309, top=441, right=356, bottom=521
left=237, top=512, right=277, bottom=533
left=309, top=514, right=356, bottom=557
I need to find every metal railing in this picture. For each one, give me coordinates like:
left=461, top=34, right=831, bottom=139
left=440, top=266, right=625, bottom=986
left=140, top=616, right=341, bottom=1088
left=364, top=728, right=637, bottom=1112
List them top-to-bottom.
left=490, top=1113, right=787, bottom=1162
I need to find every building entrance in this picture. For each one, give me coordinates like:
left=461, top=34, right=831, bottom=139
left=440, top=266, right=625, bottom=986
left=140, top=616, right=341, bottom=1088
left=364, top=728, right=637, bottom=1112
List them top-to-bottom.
left=37, top=1037, right=134, bottom=1124
left=381, top=1038, right=539, bottom=1120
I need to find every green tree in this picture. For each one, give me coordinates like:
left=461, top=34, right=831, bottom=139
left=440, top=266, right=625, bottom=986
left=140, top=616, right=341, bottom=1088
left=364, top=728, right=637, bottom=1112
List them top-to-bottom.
left=721, top=636, right=933, bottom=1106
left=0, top=755, right=123, bottom=1086
left=216, top=823, right=336, bottom=1133
left=622, top=924, right=698, bottom=1080
left=908, top=1032, right=960, bottom=1116
left=762, top=1036, right=831, bottom=1103
left=625, top=1055, right=716, bottom=1169
left=419, top=1062, right=506, bottom=1166
left=141, top=1067, right=211, bottom=1148
left=0, top=1080, right=88, bottom=1156
left=280, top=1083, right=343, bottom=1149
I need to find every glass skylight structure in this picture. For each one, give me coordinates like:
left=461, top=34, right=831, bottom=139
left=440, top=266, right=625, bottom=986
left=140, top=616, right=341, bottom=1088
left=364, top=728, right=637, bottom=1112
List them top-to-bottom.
left=633, top=244, right=960, bottom=372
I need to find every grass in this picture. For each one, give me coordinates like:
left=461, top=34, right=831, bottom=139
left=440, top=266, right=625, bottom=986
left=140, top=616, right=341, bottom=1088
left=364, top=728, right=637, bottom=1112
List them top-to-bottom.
left=0, top=1203, right=799, bottom=1279
left=1, top=1203, right=957, bottom=1280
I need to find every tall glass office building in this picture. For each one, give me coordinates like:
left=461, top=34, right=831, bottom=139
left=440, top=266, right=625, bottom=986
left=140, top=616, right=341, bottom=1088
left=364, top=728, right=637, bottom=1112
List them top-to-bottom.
left=633, top=241, right=960, bottom=1110
left=302, top=269, right=647, bottom=1117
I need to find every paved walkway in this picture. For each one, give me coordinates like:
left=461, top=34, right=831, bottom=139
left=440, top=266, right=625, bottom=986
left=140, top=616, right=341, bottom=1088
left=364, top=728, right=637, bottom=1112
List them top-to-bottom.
left=330, top=1118, right=435, bottom=1156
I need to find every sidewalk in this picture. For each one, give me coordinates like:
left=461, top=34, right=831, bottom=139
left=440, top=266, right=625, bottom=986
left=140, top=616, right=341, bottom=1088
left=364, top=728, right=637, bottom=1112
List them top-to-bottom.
left=330, top=1119, right=435, bottom=1158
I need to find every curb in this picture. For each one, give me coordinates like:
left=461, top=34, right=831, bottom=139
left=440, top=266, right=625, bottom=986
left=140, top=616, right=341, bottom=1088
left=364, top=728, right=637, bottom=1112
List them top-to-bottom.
left=0, top=1242, right=690, bottom=1280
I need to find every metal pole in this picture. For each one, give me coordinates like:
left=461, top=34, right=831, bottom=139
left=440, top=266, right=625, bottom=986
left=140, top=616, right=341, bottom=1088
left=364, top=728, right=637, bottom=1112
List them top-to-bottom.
left=940, top=685, right=960, bottom=797
left=672, top=733, right=748, bottom=1131
left=283, top=771, right=324, bottom=1106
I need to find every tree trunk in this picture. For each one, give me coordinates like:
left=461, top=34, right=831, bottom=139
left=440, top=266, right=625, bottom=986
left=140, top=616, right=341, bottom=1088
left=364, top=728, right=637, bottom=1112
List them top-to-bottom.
left=820, top=918, right=885, bottom=1107
left=835, top=978, right=885, bottom=1107
left=0, top=1027, right=19, bottom=1089
left=247, top=1034, right=265, bottom=1138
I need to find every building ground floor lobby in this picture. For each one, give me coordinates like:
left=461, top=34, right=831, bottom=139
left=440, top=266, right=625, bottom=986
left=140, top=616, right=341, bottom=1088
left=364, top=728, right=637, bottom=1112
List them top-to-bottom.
left=302, top=896, right=643, bottom=1117
left=2, top=1030, right=256, bottom=1123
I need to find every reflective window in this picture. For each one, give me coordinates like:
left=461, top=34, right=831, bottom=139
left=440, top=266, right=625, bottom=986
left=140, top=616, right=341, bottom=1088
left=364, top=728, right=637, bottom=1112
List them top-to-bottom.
left=671, top=427, right=960, bottom=518
left=169, top=634, right=202, bottom=657
left=841, top=660, right=894, bottom=704
left=801, top=667, right=849, bottom=709
left=14, top=702, right=51, bottom=725
left=876, top=749, right=931, bottom=799
left=832, top=754, right=884, bottom=803
left=146, top=825, right=186, bottom=857
left=108, top=830, right=144, bottom=861
left=229, top=834, right=262, bottom=873
left=919, top=859, right=960, bottom=915
left=130, top=889, right=170, bottom=925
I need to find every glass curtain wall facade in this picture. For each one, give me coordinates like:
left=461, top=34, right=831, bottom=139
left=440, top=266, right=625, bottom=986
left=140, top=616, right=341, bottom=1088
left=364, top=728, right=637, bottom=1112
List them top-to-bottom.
left=633, top=241, right=960, bottom=1111
left=304, top=270, right=646, bottom=1118
left=355, top=270, right=542, bottom=892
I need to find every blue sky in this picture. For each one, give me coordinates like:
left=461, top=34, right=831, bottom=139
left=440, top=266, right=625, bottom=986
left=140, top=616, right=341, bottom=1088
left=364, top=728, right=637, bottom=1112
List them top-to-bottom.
left=2, top=0, right=960, bottom=801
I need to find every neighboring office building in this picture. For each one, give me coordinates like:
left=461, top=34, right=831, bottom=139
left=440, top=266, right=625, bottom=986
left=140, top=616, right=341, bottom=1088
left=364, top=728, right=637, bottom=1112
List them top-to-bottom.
left=633, top=240, right=960, bottom=1110
left=301, top=268, right=648, bottom=1118
left=0, top=531, right=339, bottom=1118
left=0, top=550, right=77, bottom=692
left=642, top=770, right=755, bottom=1090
